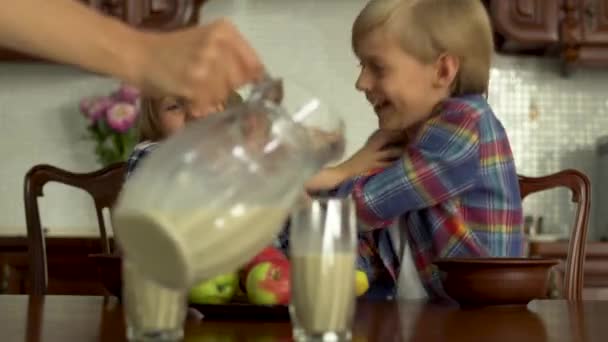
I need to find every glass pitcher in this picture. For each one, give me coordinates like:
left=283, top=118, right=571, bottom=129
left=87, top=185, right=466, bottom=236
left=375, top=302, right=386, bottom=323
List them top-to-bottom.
left=112, top=75, right=344, bottom=290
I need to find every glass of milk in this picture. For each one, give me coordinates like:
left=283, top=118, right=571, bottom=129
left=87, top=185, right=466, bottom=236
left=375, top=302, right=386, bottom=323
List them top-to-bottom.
left=289, top=196, right=357, bottom=341
left=122, top=258, right=188, bottom=341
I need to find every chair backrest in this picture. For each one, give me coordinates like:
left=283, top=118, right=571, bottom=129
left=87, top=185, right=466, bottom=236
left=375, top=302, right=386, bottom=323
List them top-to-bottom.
left=23, top=162, right=127, bottom=295
left=519, top=169, right=591, bottom=300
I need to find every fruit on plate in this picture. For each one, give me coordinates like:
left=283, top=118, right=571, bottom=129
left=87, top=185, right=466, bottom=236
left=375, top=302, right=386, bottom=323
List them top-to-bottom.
left=240, top=246, right=287, bottom=291
left=243, top=246, right=287, bottom=274
left=246, top=259, right=290, bottom=305
left=355, top=270, right=369, bottom=297
left=189, top=272, right=238, bottom=304
left=232, top=280, right=248, bottom=303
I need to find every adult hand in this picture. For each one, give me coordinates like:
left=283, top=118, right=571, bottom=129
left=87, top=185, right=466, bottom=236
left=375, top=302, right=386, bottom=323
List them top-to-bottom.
left=0, top=1, right=263, bottom=114
left=134, top=19, right=264, bottom=115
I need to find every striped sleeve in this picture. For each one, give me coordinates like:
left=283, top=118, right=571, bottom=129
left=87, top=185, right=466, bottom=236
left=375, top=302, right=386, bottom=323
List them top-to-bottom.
left=353, top=107, right=482, bottom=230
left=125, top=141, right=159, bottom=179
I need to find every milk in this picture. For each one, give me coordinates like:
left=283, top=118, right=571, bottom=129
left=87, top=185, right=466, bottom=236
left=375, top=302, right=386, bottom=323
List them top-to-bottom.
left=113, top=206, right=289, bottom=289
left=291, top=253, right=356, bottom=334
left=122, top=260, right=187, bottom=338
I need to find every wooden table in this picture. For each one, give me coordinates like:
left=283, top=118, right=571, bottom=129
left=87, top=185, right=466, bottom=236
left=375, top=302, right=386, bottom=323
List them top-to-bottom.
left=0, top=295, right=606, bottom=341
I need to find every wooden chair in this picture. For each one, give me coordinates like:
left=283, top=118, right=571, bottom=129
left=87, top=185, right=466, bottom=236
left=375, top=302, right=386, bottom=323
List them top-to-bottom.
left=23, top=162, right=127, bottom=295
left=519, top=169, right=591, bottom=300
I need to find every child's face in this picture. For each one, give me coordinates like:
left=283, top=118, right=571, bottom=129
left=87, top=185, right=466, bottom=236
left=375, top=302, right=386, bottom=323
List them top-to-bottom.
left=355, top=28, right=450, bottom=131
left=159, top=97, right=188, bottom=137
left=158, top=98, right=225, bottom=137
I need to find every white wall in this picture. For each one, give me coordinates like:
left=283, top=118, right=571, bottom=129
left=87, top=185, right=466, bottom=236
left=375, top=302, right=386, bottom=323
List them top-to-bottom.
left=0, top=0, right=607, bottom=239
left=0, top=0, right=372, bottom=236
left=201, top=0, right=375, bottom=158
left=204, top=0, right=608, bottom=239
left=0, top=64, right=118, bottom=235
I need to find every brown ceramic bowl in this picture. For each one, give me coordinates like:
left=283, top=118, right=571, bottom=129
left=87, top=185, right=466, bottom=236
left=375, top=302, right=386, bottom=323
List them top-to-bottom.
left=88, top=254, right=123, bottom=299
left=434, top=257, right=559, bottom=307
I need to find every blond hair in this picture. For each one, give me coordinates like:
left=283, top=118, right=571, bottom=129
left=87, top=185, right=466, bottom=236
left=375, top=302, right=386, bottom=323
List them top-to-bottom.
left=352, top=0, right=493, bottom=95
left=137, top=92, right=244, bottom=142
left=137, top=97, right=165, bottom=142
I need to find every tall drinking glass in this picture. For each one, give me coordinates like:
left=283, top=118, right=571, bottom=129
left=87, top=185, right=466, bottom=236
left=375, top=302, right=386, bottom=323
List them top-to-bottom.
left=289, top=197, right=358, bottom=341
left=122, top=258, right=188, bottom=341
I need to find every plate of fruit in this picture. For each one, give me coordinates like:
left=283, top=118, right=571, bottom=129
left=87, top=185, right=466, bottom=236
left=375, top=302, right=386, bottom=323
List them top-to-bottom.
left=90, top=246, right=370, bottom=321
left=188, top=246, right=292, bottom=320
left=188, top=246, right=370, bottom=320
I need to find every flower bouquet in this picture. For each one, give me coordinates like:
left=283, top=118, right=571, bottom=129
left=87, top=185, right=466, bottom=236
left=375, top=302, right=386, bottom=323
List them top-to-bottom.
left=80, top=84, right=140, bottom=167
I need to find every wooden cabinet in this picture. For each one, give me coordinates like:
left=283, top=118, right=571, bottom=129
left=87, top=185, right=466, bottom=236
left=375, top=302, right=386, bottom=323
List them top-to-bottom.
left=0, top=0, right=205, bottom=62
left=82, top=0, right=203, bottom=30
left=488, top=0, right=608, bottom=73
left=490, top=0, right=560, bottom=50
left=573, top=0, right=608, bottom=67
left=579, top=0, right=608, bottom=43
left=0, top=237, right=115, bottom=295
left=529, top=241, right=608, bottom=300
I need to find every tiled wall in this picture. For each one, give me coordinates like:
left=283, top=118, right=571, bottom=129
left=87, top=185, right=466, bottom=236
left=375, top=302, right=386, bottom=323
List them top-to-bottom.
left=0, top=0, right=606, bottom=238
left=488, top=56, right=608, bottom=240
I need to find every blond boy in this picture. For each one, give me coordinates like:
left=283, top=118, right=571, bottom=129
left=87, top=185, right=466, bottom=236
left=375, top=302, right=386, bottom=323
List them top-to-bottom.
left=306, top=0, right=524, bottom=300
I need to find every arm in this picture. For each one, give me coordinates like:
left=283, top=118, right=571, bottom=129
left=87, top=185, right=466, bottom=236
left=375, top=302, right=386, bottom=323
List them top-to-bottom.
left=0, top=0, right=263, bottom=111
left=0, top=0, right=141, bottom=83
left=353, top=110, right=482, bottom=230
left=305, top=129, right=406, bottom=194
left=304, top=165, right=354, bottom=194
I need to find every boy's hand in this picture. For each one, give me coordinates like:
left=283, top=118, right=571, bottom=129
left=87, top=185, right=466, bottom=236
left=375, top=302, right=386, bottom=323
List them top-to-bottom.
left=307, top=128, right=346, bottom=164
left=341, top=129, right=406, bottom=176
left=304, top=130, right=406, bottom=194
left=304, top=166, right=350, bottom=194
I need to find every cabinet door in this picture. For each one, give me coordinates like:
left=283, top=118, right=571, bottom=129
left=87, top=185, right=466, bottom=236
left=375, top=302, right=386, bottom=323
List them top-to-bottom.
left=101, top=0, right=204, bottom=30
left=490, top=0, right=560, bottom=44
left=580, top=0, right=608, bottom=43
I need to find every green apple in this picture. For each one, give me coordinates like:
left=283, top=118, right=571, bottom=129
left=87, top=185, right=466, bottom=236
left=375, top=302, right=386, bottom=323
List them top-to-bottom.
left=189, top=273, right=238, bottom=304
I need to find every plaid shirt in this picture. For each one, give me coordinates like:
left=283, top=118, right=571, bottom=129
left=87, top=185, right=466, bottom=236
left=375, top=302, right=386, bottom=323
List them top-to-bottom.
left=334, top=94, right=524, bottom=300
left=125, top=141, right=160, bottom=179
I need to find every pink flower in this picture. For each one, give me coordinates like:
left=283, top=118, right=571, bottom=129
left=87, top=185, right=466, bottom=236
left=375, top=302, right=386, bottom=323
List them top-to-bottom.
left=112, top=83, right=140, bottom=104
left=83, top=96, right=113, bottom=123
left=79, top=97, right=96, bottom=116
left=106, top=102, right=138, bottom=132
